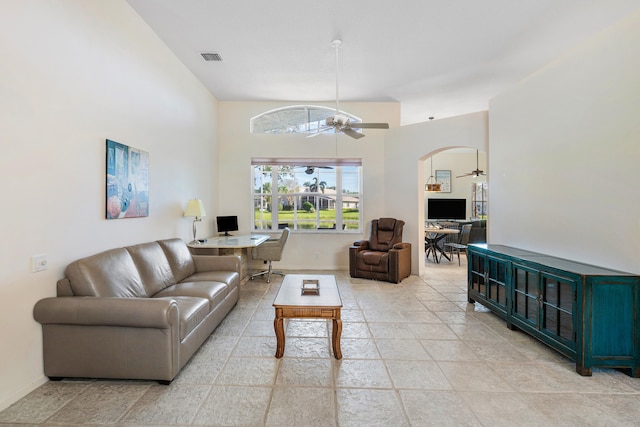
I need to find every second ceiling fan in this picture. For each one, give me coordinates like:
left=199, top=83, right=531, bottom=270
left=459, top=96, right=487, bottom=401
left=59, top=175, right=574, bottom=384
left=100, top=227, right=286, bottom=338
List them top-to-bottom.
left=313, top=40, right=389, bottom=139
left=456, top=149, right=487, bottom=178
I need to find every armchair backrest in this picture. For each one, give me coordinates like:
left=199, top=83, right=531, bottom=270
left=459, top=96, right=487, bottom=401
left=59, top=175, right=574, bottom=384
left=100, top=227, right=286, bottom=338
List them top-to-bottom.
left=369, top=218, right=405, bottom=252
left=252, top=227, right=289, bottom=261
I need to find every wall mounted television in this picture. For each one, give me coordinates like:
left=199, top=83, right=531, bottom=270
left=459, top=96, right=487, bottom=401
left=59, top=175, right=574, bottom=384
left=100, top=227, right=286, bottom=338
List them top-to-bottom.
left=427, top=198, right=466, bottom=220
left=216, top=215, right=238, bottom=236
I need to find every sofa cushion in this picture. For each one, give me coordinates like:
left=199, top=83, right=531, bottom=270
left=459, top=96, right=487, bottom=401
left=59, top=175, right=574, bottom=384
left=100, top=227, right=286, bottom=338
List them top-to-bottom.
left=156, top=238, right=196, bottom=283
left=126, top=242, right=176, bottom=295
left=65, top=248, right=146, bottom=297
left=358, top=251, right=389, bottom=273
left=186, top=271, right=239, bottom=288
left=153, top=281, right=228, bottom=312
left=155, top=296, right=209, bottom=340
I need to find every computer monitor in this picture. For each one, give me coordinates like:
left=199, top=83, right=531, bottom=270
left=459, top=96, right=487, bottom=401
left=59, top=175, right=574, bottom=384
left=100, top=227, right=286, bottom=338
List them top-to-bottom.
left=216, top=215, right=238, bottom=236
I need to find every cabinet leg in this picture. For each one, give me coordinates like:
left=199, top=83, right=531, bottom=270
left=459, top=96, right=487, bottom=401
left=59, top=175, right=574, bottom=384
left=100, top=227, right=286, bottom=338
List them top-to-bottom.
left=576, top=364, right=592, bottom=376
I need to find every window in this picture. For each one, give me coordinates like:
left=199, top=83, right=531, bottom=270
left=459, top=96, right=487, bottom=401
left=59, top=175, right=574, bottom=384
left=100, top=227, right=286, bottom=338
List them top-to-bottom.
left=250, top=105, right=361, bottom=134
left=252, top=159, right=362, bottom=232
left=472, top=181, right=488, bottom=219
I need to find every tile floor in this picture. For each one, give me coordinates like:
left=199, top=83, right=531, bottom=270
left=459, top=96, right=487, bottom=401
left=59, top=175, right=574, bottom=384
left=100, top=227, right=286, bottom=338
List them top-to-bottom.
left=2, top=259, right=640, bottom=426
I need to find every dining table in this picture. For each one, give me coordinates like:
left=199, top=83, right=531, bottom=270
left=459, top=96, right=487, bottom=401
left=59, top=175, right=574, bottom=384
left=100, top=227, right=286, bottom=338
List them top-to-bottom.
left=425, top=227, right=460, bottom=263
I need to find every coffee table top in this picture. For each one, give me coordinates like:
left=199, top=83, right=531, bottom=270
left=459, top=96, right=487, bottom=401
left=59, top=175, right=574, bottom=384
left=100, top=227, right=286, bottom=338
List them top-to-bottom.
left=273, top=274, right=342, bottom=308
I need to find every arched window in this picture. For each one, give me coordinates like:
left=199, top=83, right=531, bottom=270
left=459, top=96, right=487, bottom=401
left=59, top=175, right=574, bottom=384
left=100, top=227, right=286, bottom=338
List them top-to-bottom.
left=250, top=105, right=361, bottom=134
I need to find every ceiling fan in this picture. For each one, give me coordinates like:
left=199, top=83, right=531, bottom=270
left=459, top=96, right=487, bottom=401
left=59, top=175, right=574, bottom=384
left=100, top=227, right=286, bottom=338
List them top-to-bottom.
left=311, top=40, right=389, bottom=139
left=456, top=150, right=487, bottom=178
left=295, top=166, right=333, bottom=174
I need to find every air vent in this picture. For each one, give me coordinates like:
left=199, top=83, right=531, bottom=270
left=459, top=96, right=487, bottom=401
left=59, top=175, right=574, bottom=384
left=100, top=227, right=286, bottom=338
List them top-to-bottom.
left=201, top=52, right=222, bottom=61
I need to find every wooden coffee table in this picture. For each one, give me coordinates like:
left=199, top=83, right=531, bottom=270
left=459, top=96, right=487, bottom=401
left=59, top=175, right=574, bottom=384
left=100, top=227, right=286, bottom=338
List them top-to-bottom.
left=272, top=274, right=343, bottom=359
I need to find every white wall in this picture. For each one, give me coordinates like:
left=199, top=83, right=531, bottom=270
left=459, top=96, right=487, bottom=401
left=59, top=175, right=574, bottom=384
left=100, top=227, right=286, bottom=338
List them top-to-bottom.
left=0, top=1, right=218, bottom=410
left=489, top=9, right=640, bottom=274
left=217, top=101, right=400, bottom=271
left=385, top=112, right=489, bottom=276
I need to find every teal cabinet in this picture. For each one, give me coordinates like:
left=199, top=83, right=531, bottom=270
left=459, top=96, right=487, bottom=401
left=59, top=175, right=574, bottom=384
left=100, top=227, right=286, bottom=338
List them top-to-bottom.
left=467, top=244, right=640, bottom=377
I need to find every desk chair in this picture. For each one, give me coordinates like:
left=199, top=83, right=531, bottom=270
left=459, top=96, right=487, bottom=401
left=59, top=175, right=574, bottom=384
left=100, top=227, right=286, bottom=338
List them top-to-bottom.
left=443, top=224, right=471, bottom=266
left=250, top=227, right=289, bottom=283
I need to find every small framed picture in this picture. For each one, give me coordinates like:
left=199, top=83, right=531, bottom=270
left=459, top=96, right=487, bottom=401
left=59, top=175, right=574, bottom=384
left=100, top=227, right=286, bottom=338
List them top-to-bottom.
left=435, top=170, right=451, bottom=193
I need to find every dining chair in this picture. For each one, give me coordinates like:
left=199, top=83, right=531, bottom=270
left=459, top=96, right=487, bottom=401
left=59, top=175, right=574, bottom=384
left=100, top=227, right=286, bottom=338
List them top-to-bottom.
left=443, top=223, right=472, bottom=266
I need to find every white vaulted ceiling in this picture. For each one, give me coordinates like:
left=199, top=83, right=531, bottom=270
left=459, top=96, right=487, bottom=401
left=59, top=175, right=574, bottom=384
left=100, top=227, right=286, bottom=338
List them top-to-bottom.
left=127, top=0, right=639, bottom=125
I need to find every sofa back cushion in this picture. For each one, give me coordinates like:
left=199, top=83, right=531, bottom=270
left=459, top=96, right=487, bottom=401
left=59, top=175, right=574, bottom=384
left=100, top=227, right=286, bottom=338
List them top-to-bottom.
left=156, top=238, right=196, bottom=283
left=126, top=242, right=176, bottom=296
left=65, top=248, right=147, bottom=297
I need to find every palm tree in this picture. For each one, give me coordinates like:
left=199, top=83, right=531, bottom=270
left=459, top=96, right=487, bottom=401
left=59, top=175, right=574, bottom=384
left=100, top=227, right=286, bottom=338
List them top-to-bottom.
left=308, top=177, right=327, bottom=193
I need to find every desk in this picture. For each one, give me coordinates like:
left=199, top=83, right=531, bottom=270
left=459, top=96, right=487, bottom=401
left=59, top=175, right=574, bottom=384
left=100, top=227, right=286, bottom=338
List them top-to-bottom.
left=425, top=228, right=459, bottom=263
left=189, top=234, right=269, bottom=279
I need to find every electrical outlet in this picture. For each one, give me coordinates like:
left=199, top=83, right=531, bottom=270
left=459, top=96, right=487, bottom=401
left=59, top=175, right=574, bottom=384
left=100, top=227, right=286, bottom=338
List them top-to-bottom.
left=31, top=254, right=48, bottom=272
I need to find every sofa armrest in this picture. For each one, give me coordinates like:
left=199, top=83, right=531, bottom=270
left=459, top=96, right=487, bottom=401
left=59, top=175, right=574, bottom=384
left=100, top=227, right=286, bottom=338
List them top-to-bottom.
left=351, top=240, right=370, bottom=249
left=389, top=242, right=412, bottom=283
left=392, top=242, right=411, bottom=251
left=192, top=255, right=241, bottom=273
left=33, top=297, right=178, bottom=329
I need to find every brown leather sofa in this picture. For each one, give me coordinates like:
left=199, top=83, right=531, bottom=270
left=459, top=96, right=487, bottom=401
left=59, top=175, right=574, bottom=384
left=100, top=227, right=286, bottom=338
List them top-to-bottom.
left=349, top=218, right=412, bottom=283
left=33, top=238, right=240, bottom=384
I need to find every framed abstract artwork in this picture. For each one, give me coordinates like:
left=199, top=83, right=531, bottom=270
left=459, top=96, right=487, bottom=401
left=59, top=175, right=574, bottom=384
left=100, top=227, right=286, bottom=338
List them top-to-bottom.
left=106, top=139, right=149, bottom=219
left=435, top=170, right=451, bottom=193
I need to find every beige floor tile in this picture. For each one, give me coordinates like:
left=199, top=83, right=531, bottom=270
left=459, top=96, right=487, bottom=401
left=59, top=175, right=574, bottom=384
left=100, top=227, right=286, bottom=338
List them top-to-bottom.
left=339, top=338, right=381, bottom=359
left=375, top=338, right=432, bottom=360
left=422, top=339, right=480, bottom=361
left=214, top=357, right=278, bottom=386
left=276, top=358, right=333, bottom=387
left=334, top=359, right=392, bottom=388
left=386, top=360, right=453, bottom=390
left=437, top=361, right=515, bottom=392
left=0, top=381, right=90, bottom=424
left=46, top=382, right=150, bottom=425
left=123, top=384, right=210, bottom=425
left=192, top=385, right=272, bottom=426
left=266, top=387, right=336, bottom=426
left=336, top=388, right=409, bottom=427
left=400, top=390, right=481, bottom=426
left=459, top=391, right=556, bottom=427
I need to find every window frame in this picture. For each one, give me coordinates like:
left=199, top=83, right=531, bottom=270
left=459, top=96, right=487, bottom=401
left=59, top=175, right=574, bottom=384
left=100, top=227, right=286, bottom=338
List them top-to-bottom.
left=250, top=105, right=362, bottom=135
left=251, top=159, right=362, bottom=233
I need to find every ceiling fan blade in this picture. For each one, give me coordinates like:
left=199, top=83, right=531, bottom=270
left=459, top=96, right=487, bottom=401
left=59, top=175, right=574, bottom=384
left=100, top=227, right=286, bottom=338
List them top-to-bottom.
left=352, top=122, right=389, bottom=129
left=342, top=128, right=365, bottom=139
left=456, top=172, right=473, bottom=178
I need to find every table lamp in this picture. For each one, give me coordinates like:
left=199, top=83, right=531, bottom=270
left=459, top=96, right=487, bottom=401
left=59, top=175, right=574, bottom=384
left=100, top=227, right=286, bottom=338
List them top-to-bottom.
left=184, top=199, right=206, bottom=244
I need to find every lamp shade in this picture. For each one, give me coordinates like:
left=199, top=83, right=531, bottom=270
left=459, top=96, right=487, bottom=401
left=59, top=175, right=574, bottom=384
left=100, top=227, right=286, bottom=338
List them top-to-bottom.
left=184, top=199, right=206, bottom=218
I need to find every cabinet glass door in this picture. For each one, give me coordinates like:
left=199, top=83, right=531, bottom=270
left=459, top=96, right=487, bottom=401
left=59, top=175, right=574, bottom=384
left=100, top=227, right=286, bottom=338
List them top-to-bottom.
left=469, top=252, right=486, bottom=295
left=487, top=257, right=508, bottom=310
left=513, top=264, right=540, bottom=327
left=542, top=273, right=575, bottom=346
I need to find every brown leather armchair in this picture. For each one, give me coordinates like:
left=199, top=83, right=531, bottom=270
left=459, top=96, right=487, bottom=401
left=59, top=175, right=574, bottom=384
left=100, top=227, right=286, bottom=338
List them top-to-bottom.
left=349, top=218, right=411, bottom=283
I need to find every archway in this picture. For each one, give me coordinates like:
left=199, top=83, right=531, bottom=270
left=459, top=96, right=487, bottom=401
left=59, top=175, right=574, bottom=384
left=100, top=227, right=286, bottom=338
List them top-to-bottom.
left=418, top=148, right=487, bottom=274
